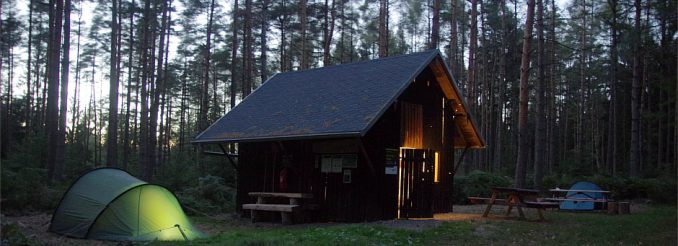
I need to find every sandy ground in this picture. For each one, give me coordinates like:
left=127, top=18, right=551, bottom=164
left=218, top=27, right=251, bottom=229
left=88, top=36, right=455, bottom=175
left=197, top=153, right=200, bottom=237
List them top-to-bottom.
left=1, top=204, right=649, bottom=245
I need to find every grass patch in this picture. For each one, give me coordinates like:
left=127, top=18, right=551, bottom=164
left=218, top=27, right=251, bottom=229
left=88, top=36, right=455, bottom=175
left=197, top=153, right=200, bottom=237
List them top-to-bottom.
left=155, top=206, right=677, bottom=245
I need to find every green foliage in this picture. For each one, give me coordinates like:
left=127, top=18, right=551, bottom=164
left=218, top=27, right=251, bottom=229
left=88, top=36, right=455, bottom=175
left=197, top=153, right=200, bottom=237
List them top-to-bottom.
left=0, top=135, right=61, bottom=211
left=453, top=170, right=512, bottom=204
left=176, top=175, right=236, bottom=215
left=0, top=223, right=38, bottom=245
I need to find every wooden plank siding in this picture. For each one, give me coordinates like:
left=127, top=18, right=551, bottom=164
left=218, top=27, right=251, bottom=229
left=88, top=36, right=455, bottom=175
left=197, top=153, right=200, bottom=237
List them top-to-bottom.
left=235, top=67, right=458, bottom=222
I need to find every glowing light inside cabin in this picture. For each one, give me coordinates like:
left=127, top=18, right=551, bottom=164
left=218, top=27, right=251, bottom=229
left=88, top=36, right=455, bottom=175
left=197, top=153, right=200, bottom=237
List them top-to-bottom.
left=434, top=152, right=440, bottom=183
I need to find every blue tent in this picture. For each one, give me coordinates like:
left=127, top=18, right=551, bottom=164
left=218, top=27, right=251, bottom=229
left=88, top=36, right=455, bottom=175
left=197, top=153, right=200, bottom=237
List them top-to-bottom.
left=560, top=181, right=606, bottom=210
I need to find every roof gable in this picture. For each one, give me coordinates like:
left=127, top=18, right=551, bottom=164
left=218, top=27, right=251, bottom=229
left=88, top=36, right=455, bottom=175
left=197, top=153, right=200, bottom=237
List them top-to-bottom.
left=194, top=50, right=484, bottom=148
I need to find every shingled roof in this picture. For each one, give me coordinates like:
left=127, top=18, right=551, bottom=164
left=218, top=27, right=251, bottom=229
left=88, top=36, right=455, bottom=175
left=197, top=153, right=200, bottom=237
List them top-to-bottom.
left=194, top=50, right=484, bottom=148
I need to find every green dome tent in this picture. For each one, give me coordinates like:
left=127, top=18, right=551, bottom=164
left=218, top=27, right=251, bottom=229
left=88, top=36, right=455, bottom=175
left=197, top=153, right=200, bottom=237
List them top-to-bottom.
left=49, top=168, right=202, bottom=241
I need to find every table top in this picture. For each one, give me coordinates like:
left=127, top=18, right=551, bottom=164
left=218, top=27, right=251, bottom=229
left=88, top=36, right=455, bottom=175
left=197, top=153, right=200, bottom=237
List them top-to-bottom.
left=492, top=187, right=540, bottom=195
left=549, top=189, right=610, bottom=193
left=248, top=192, right=314, bottom=199
left=542, top=197, right=609, bottom=202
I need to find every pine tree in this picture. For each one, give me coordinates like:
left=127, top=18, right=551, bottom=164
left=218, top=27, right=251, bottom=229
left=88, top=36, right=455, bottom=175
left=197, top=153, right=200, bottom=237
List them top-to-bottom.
left=46, top=0, right=65, bottom=182
left=515, top=0, right=535, bottom=188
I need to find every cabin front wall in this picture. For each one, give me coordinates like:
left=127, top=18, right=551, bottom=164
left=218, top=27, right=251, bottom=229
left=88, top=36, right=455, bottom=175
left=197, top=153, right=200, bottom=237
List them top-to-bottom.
left=236, top=67, right=457, bottom=222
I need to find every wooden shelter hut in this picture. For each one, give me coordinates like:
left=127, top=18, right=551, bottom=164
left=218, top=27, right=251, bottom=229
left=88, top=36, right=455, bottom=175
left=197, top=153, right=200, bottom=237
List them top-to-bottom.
left=193, top=50, right=485, bottom=222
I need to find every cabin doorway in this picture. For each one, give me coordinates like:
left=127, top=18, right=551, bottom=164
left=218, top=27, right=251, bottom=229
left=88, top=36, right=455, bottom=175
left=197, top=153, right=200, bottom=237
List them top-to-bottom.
left=397, top=148, right=434, bottom=218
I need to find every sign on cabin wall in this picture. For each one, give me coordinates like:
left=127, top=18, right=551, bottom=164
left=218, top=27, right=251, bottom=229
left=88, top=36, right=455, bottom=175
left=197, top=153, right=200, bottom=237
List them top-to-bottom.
left=385, top=148, right=399, bottom=175
left=320, top=154, right=358, bottom=174
left=343, top=170, right=352, bottom=183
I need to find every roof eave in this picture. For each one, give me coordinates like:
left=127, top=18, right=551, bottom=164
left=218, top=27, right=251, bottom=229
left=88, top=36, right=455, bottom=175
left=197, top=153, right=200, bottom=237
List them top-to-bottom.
left=191, top=131, right=363, bottom=144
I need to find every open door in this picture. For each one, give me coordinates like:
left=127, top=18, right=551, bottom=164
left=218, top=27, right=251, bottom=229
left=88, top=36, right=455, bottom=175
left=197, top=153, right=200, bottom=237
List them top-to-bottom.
left=397, top=148, right=434, bottom=218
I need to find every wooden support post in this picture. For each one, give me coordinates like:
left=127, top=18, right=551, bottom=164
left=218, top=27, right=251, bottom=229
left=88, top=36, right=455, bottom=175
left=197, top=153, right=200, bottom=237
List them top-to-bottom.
left=482, top=192, right=497, bottom=217
left=607, top=202, right=618, bottom=215
left=619, top=202, right=630, bottom=214
left=516, top=206, right=526, bottom=219
left=536, top=209, right=545, bottom=221
left=251, top=210, right=260, bottom=222
left=281, top=212, right=292, bottom=224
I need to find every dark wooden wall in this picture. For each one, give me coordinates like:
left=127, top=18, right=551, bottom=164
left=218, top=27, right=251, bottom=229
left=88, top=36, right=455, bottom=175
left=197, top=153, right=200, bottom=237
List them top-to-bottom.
left=235, top=67, right=457, bottom=222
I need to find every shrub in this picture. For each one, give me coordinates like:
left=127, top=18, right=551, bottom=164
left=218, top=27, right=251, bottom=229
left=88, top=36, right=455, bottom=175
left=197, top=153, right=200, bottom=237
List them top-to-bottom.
left=0, top=136, right=61, bottom=212
left=453, top=170, right=512, bottom=204
left=176, top=175, right=236, bottom=215
left=1, top=223, right=38, bottom=245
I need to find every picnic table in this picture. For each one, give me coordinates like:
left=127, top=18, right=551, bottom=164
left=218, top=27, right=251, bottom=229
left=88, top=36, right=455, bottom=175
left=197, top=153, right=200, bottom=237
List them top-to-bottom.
left=468, top=187, right=559, bottom=221
left=543, top=188, right=611, bottom=210
left=545, top=188, right=610, bottom=202
left=242, top=192, right=316, bottom=224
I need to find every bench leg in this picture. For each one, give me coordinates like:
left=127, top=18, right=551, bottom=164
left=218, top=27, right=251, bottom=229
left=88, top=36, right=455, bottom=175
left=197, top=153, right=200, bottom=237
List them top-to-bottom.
left=482, top=193, right=497, bottom=217
left=506, top=206, right=513, bottom=216
left=516, top=206, right=525, bottom=219
left=537, top=209, right=545, bottom=221
left=251, top=210, right=260, bottom=223
left=281, top=212, right=293, bottom=225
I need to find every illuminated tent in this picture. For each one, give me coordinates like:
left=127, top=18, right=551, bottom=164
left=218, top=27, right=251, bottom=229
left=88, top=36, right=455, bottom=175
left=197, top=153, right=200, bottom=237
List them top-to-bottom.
left=49, top=168, right=201, bottom=241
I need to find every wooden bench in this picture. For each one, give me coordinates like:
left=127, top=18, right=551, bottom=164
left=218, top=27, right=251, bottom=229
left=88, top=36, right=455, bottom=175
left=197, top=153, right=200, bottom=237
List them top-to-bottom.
left=243, top=192, right=315, bottom=224
left=468, top=197, right=507, bottom=205
left=522, top=201, right=560, bottom=220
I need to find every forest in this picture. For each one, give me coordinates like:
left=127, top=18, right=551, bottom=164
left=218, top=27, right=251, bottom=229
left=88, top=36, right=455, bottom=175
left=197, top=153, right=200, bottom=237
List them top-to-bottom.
left=0, top=0, right=676, bottom=215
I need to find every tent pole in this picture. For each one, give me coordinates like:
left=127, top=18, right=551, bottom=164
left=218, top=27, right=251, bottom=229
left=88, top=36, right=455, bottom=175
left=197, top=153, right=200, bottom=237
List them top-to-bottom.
left=175, top=224, right=188, bottom=241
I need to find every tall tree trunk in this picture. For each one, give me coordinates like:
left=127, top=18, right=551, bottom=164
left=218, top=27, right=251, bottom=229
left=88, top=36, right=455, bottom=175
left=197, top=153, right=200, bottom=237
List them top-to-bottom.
left=25, top=0, right=34, bottom=132
left=46, top=0, right=64, bottom=183
left=56, top=0, right=72, bottom=178
left=107, top=0, right=120, bottom=167
left=122, top=0, right=135, bottom=170
left=138, top=0, right=152, bottom=179
left=148, top=0, right=170, bottom=180
left=159, top=0, right=172, bottom=164
left=199, top=0, right=215, bottom=132
left=229, top=0, right=239, bottom=109
left=243, top=0, right=253, bottom=96
left=261, top=0, right=270, bottom=80
left=299, top=0, right=309, bottom=69
left=322, top=0, right=335, bottom=65
left=378, top=0, right=388, bottom=57
left=430, top=0, right=440, bottom=49
left=449, top=0, right=458, bottom=75
left=468, top=0, right=477, bottom=109
left=493, top=0, right=507, bottom=172
left=514, top=0, right=535, bottom=189
left=533, top=0, right=545, bottom=189
left=548, top=0, right=557, bottom=173
left=577, top=0, right=587, bottom=163
left=606, top=0, right=617, bottom=175
left=630, top=0, right=642, bottom=177
left=70, top=6, right=82, bottom=144
left=179, top=60, right=187, bottom=152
